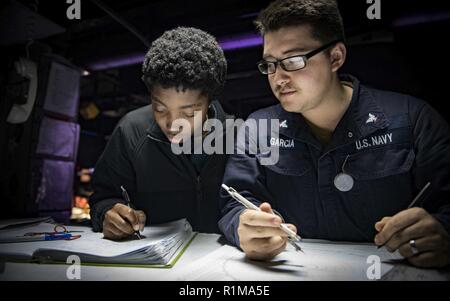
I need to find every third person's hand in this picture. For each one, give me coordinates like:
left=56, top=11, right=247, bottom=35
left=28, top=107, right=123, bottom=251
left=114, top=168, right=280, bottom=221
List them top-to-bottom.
left=374, top=208, right=450, bottom=268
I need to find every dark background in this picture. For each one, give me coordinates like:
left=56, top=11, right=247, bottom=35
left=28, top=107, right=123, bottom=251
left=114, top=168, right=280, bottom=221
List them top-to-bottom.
left=1, top=0, right=449, bottom=219
left=3, top=0, right=450, bottom=167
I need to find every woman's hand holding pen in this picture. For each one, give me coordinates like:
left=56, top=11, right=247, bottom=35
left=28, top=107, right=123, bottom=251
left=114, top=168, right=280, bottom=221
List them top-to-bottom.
left=238, top=202, right=297, bottom=261
left=103, top=203, right=146, bottom=240
left=374, top=207, right=450, bottom=268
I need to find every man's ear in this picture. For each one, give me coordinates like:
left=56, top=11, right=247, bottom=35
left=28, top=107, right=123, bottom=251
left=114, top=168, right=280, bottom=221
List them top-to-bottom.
left=330, top=42, right=347, bottom=72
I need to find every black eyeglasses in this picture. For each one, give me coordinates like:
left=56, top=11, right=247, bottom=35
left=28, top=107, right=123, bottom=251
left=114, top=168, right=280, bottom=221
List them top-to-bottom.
left=257, top=40, right=342, bottom=75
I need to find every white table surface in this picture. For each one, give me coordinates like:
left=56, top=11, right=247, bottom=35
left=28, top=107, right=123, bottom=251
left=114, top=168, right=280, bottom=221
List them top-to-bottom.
left=0, top=233, right=449, bottom=281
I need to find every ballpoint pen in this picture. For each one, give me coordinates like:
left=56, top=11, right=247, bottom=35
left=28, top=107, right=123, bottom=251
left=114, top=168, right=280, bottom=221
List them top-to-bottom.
left=377, top=182, right=431, bottom=249
left=221, top=184, right=304, bottom=253
left=120, top=185, right=143, bottom=240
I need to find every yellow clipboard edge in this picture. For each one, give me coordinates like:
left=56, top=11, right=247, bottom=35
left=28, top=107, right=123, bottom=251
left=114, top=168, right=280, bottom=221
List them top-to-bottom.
left=165, top=231, right=197, bottom=268
left=1, top=232, right=198, bottom=269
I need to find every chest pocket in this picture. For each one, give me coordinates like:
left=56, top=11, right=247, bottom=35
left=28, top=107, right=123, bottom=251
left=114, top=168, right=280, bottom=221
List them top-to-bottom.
left=345, top=143, right=415, bottom=180
left=256, top=148, right=312, bottom=177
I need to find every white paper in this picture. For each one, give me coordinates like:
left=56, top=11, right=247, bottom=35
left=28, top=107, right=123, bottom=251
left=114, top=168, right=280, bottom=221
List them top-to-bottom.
left=0, top=217, right=54, bottom=230
left=175, top=240, right=402, bottom=281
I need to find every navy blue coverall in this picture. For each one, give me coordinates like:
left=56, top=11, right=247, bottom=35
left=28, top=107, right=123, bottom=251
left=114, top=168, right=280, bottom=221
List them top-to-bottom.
left=219, top=75, right=450, bottom=246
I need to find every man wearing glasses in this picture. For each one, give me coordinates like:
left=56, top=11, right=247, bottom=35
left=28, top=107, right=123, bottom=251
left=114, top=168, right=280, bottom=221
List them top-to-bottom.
left=219, top=0, right=450, bottom=267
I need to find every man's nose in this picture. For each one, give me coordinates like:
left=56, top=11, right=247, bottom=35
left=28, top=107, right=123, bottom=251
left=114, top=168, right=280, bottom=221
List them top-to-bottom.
left=273, top=65, right=290, bottom=87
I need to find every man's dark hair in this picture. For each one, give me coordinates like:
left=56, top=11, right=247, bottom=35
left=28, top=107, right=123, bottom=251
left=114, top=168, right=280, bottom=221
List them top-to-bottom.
left=255, top=0, right=345, bottom=44
left=142, top=27, right=227, bottom=101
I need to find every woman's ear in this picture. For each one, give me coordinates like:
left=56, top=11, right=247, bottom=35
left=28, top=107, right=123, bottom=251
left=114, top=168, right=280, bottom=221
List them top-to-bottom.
left=330, top=42, right=347, bottom=73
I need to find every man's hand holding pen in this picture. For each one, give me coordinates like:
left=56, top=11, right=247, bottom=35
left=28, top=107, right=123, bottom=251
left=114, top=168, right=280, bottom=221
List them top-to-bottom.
left=238, top=202, right=298, bottom=261
left=103, top=203, right=146, bottom=240
left=374, top=207, right=450, bottom=268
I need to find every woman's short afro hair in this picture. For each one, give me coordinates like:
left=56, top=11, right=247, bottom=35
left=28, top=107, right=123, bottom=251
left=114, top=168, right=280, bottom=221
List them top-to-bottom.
left=142, top=27, right=227, bottom=101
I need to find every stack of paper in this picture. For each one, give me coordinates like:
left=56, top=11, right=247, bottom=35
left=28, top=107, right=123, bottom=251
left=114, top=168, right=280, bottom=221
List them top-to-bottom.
left=0, top=218, right=195, bottom=268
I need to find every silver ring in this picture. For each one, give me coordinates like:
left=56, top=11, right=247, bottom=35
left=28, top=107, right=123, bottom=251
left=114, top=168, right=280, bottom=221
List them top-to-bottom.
left=409, top=239, right=419, bottom=255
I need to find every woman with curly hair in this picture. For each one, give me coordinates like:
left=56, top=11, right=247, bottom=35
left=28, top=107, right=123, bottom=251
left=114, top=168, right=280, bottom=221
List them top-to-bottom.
left=89, top=27, right=231, bottom=240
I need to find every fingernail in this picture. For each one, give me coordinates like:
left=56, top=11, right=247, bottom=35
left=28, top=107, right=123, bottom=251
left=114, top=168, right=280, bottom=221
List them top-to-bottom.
left=272, top=218, right=281, bottom=225
left=134, top=225, right=140, bottom=231
left=374, top=236, right=381, bottom=245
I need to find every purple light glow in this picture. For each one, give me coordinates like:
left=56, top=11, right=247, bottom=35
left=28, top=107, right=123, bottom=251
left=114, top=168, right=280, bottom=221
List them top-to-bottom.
left=392, top=12, right=450, bottom=27
left=87, top=33, right=263, bottom=71
left=218, top=33, right=263, bottom=50
left=88, top=53, right=145, bottom=71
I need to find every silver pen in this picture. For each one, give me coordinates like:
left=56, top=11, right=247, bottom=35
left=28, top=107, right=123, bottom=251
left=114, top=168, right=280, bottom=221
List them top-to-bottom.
left=222, top=184, right=303, bottom=253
